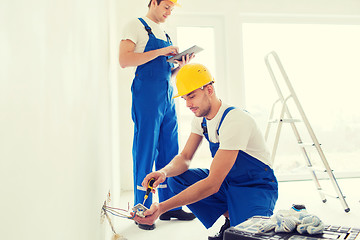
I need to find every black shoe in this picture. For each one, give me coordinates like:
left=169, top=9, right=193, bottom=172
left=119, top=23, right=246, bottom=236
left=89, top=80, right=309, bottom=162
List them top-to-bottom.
left=159, top=209, right=196, bottom=221
left=208, top=217, right=230, bottom=240
left=135, top=221, right=156, bottom=230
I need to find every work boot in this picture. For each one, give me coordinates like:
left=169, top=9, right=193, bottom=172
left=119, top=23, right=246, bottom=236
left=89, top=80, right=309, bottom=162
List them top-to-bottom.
left=159, top=209, right=196, bottom=221
left=208, top=217, right=230, bottom=240
left=135, top=221, right=156, bottom=230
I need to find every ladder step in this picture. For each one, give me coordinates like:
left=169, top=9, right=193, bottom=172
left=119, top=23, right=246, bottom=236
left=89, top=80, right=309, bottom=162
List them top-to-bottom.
left=268, top=118, right=302, bottom=123
left=298, top=142, right=321, bottom=147
left=307, top=166, right=332, bottom=173
left=319, top=190, right=346, bottom=199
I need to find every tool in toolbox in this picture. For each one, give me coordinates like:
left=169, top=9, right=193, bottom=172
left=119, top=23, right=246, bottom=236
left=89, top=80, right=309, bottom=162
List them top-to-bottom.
left=224, top=216, right=360, bottom=240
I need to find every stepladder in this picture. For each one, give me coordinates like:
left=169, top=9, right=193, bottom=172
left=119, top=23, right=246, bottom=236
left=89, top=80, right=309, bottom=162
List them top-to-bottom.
left=264, top=51, right=350, bottom=212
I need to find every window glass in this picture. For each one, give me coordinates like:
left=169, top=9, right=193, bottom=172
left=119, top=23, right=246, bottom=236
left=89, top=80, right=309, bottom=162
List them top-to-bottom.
left=242, top=23, right=360, bottom=178
left=175, top=26, right=216, bottom=168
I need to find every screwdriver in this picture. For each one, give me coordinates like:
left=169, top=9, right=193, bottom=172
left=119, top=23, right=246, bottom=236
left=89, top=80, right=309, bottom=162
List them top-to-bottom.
left=142, top=177, right=155, bottom=205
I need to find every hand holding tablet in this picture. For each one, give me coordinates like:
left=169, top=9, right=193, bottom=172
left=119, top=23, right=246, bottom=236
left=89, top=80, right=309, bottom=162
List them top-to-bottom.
left=167, top=45, right=203, bottom=63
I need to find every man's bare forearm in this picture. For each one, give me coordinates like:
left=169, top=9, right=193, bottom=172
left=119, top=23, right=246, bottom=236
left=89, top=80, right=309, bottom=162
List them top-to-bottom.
left=119, top=49, right=162, bottom=68
left=159, top=153, right=191, bottom=178
left=158, top=176, right=219, bottom=214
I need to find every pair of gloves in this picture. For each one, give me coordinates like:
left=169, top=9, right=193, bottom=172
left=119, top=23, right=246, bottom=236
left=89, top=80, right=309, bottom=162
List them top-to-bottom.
left=258, top=205, right=325, bottom=235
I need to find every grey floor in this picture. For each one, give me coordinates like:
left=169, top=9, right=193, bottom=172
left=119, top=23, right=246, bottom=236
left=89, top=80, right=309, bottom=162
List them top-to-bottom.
left=113, top=178, right=360, bottom=240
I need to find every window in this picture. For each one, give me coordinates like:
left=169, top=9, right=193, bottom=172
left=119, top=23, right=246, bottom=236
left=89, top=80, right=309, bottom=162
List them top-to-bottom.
left=169, top=15, right=226, bottom=168
left=242, top=22, right=360, bottom=179
left=175, top=26, right=216, bottom=168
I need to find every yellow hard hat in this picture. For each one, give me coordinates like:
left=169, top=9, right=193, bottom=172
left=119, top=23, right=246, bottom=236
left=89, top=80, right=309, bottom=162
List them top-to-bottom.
left=169, top=0, right=181, bottom=7
left=173, top=63, right=214, bottom=98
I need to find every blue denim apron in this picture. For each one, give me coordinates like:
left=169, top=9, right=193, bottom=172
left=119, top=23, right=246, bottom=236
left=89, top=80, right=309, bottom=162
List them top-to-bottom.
left=131, top=18, right=180, bottom=210
left=168, top=107, right=278, bottom=228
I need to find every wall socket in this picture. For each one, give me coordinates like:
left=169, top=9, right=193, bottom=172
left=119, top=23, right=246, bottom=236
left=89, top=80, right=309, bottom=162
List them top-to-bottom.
left=100, top=190, right=111, bottom=223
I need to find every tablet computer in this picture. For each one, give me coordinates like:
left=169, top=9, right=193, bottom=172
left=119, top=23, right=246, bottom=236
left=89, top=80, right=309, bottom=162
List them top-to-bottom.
left=167, top=45, right=203, bottom=63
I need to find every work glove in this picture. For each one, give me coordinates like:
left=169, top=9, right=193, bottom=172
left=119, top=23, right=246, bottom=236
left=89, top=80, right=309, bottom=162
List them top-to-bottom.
left=258, top=205, right=324, bottom=235
left=258, top=208, right=306, bottom=233
left=274, top=212, right=300, bottom=233
left=297, top=214, right=325, bottom=234
left=257, top=217, right=277, bottom=233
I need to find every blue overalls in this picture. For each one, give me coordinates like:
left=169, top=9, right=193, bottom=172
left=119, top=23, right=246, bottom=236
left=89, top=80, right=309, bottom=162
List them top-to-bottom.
left=131, top=18, right=180, bottom=210
left=167, top=107, right=278, bottom=228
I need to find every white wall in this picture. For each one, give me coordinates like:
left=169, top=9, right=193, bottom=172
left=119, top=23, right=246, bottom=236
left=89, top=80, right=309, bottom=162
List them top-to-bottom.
left=0, top=0, right=116, bottom=239
left=115, top=1, right=148, bottom=192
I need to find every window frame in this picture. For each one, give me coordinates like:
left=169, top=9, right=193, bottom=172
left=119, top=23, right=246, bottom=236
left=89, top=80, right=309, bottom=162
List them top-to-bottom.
left=167, top=14, right=227, bottom=166
left=239, top=14, right=360, bottom=180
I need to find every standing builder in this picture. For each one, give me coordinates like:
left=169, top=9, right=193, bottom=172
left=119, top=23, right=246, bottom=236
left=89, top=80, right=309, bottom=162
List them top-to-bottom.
left=119, top=0, right=195, bottom=230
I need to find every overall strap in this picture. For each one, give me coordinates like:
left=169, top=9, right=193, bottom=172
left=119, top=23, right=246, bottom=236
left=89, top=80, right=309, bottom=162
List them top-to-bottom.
left=138, top=18, right=153, bottom=36
left=165, top=33, right=172, bottom=44
left=201, top=107, right=236, bottom=140
left=217, top=107, right=236, bottom=135
left=201, top=118, right=209, bottom=141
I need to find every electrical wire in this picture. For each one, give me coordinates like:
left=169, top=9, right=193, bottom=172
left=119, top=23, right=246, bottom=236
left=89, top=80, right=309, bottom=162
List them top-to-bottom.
left=102, top=203, right=135, bottom=220
left=103, top=207, right=130, bottom=219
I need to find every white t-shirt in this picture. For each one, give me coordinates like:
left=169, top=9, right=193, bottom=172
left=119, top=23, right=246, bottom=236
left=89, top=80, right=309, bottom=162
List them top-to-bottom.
left=121, top=16, right=169, bottom=54
left=191, top=102, right=272, bottom=167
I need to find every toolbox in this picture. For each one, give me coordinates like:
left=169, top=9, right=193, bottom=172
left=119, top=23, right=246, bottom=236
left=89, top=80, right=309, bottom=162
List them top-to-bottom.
left=224, top=216, right=360, bottom=240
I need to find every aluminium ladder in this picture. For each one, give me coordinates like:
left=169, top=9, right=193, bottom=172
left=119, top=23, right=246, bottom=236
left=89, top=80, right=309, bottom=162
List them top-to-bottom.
left=264, top=51, right=350, bottom=212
